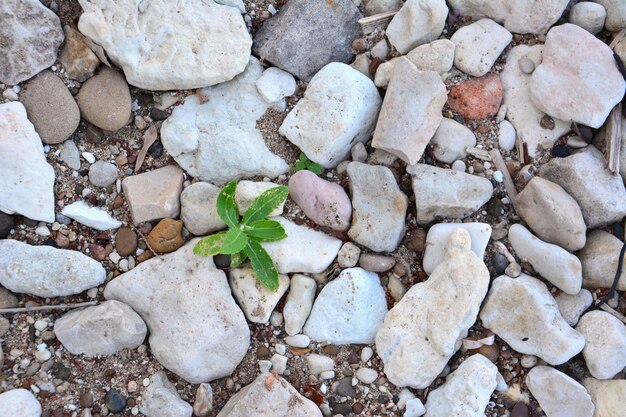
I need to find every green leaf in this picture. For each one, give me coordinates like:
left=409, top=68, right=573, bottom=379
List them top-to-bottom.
left=299, top=152, right=309, bottom=163
left=292, top=160, right=307, bottom=172
left=307, top=163, right=324, bottom=175
left=216, top=180, right=240, bottom=229
left=241, top=186, right=289, bottom=226
left=247, top=219, right=287, bottom=242
left=220, top=228, right=248, bottom=254
left=193, top=232, right=227, bottom=257
left=244, top=239, right=280, bottom=291
left=230, top=250, right=248, bottom=268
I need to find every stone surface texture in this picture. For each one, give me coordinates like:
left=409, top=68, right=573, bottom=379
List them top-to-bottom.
left=386, top=0, right=449, bottom=54
left=569, top=2, right=607, bottom=34
left=451, top=18, right=512, bottom=77
left=59, top=25, right=100, bottom=82
left=447, top=74, right=503, bottom=120
left=429, top=117, right=476, bottom=163
left=180, top=182, right=225, bottom=236
left=61, top=201, right=122, bottom=231
left=422, top=222, right=491, bottom=274
left=577, top=230, right=626, bottom=291
left=229, top=268, right=290, bottom=324
left=284, top=274, right=317, bottom=336
left=555, top=289, right=593, bottom=326
left=576, top=311, right=626, bottom=380
left=526, top=366, right=595, bottom=417
left=141, top=372, right=193, bottom=417
left=582, top=378, right=625, bottom=417
left=0, top=388, right=42, bottom=417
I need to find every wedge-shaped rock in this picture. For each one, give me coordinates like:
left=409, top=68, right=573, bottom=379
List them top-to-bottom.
left=78, top=0, right=251, bottom=90
left=386, top=0, right=448, bottom=54
left=530, top=24, right=625, bottom=129
left=161, top=58, right=288, bottom=185
left=372, top=59, right=446, bottom=165
left=279, top=63, right=381, bottom=168
left=0, top=102, right=55, bottom=223
left=429, top=118, right=476, bottom=164
left=541, top=147, right=626, bottom=228
left=347, top=162, right=409, bottom=252
left=407, top=164, right=493, bottom=225
left=515, top=177, right=586, bottom=252
left=180, top=182, right=225, bottom=236
left=61, top=201, right=122, bottom=231
left=262, top=217, right=342, bottom=274
left=422, top=222, right=491, bottom=274
left=508, top=224, right=582, bottom=294
left=376, top=230, right=490, bottom=388
left=576, top=230, right=626, bottom=291
left=0, top=239, right=105, bottom=298
left=104, top=239, right=249, bottom=383
left=229, top=268, right=290, bottom=324
left=304, top=268, right=388, bottom=345
left=284, top=274, right=317, bottom=336
left=480, top=274, right=585, bottom=365
left=54, top=300, right=146, bottom=356
left=576, top=311, right=626, bottom=380
left=424, top=354, right=497, bottom=417
left=526, top=366, right=595, bottom=417
left=141, top=372, right=193, bottom=417
left=217, top=372, right=322, bottom=417
left=582, top=378, right=626, bottom=417
left=0, top=388, right=42, bottom=417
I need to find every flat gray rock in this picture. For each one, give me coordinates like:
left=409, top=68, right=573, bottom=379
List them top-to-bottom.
left=141, top=372, right=193, bottom=417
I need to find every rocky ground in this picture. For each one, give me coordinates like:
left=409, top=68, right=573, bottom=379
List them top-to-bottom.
left=1, top=0, right=626, bottom=417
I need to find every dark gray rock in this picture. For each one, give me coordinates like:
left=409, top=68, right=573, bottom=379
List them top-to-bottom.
left=253, top=0, right=362, bottom=81
left=0, top=212, right=14, bottom=239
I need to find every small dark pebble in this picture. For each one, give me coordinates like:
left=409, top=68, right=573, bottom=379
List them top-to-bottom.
left=135, top=92, right=152, bottom=107
left=149, top=108, right=169, bottom=121
left=540, top=114, right=555, bottom=130
left=86, top=124, right=104, bottom=143
left=578, top=125, right=593, bottom=143
left=148, top=140, right=164, bottom=158
left=551, top=144, right=571, bottom=158
left=79, top=169, right=89, bottom=177
left=487, top=197, right=505, bottom=217
left=0, top=212, right=14, bottom=239
left=55, top=213, right=71, bottom=225
left=23, top=218, right=38, bottom=227
left=612, top=222, right=625, bottom=240
left=405, top=228, right=426, bottom=253
left=42, top=238, right=56, bottom=247
left=491, top=252, right=509, bottom=275
left=213, top=254, right=231, bottom=269
left=28, top=325, right=36, bottom=342
left=322, top=345, right=340, bottom=355
left=256, top=346, right=270, bottom=359
left=347, top=351, right=360, bottom=364
left=51, top=363, right=71, bottom=381
left=104, top=368, right=116, bottom=379
left=335, top=377, right=357, bottom=398
left=104, top=389, right=126, bottom=413
left=79, top=392, right=94, bottom=408
left=378, top=394, right=389, bottom=403
left=126, top=398, right=136, bottom=407
left=511, top=401, right=530, bottom=417
left=332, top=402, right=353, bottom=416
left=352, top=402, right=365, bottom=414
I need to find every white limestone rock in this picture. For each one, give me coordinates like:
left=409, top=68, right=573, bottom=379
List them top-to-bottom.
left=77, top=0, right=251, bottom=90
left=386, top=0, right=448, bottom=54
left=593, top=0, right=626, bottom=31
left=569, top=2, right=607, bottom=34
left=451, top=19, right=512, bottom=77
left=406, top=39, right=455, bottom=75
left=161, top=58, right=288, bottom=185
left=372, top=59, right=446, bottom=165
left=279, top=63, right=381, bottom=168
left=256, top=67, right=297, bottom=103
left=0, top=102, right=55, bottom=222
left=429, top=118, right=476, bottom=164
left=498, top=120, right=516, bottom=151
left=347, top=162, right=409, bottom=252
left=408, top=164, right=493, bottom=225
left=235, top=181, right=284, bottom=216
left=180, top=182, right=226, bottom=236
left=61, top=201, right=122, bottom=231
left=262, top=217, right=342, bottom=274
left=422, top=222, right=491, bottom=274
left=508, top=224, right=582, bottom=295
left=376, top=230, right=490, bottom=388
left=577, top=230, right=626, bottom=291
left=0, top=239, right=105, bottom=298
left=104, top=239, right=250, bottom=383
left=229, top=268, right=290, bottom=324
left=304, top=268, right=388, bottom=345
left=284, top=274, right=317, bottom=336
left=480, top=274, right=585, bottom=365
left=555, top=289, right=593, bottom=326
left=54, top=300, right=147, bottom=356
left=576, top=311, right=626, bottom=380
left=307, top=354, right=335, bottom=376
left=424, top=354, right=497, bottom=417
left=526, top=366, right=595, bottom=417
left=141, top=372, right=193, bottom=417
left=582, top=378, right=626, bottom=417
left=0, top=388, right=42, bottom=417
left=404, top=399, right=426, bottom=417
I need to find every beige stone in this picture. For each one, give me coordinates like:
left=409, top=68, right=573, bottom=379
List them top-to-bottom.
left=59, top=26, right=100, bottom=82
left=577, top=230, right=626, bottom=291
left=229, top=268, right=290, bottom=324
left=576, top=311, right=626, bottom=380
left=526, top=366, right=595, bottom=417
left=582, top=378, right=626, bottom=417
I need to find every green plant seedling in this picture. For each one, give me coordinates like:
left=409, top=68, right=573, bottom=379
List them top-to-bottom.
left=292, top=152, right=324, bottom=175
left=193, top=181, right=288, bottom=291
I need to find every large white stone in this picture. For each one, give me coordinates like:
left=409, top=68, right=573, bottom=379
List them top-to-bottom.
left=77, top=0, right=251, bottom=90
left=386, top=0, right=448, bottom=54
left=592, top=0, right=626, bottom=31
left=569, top=2, right=607, bottom=34
left=451, top=18, right=512, bottom=77
left=530, top=24, right=625, bottom=129
left=500, top=45, right=571, bottom=157
left=161, top=58, right=288, bottom=185
left=372, top=59, right=446, bottom=165
left=279, top=63, right=381, bottom=168
left=255, top=67, right=297, bottom=103
left=0, top=102, right=55, bottom=222
left=429, top=118, right=476, bottom=164
left=347, top=162, right=409, bottom=252
left=407, top=164, right=493, bottom=225
left=234, top=181, right=284, bottom=216
left=61, top=201, right=122, bottom=231
left=262, top=217, right=342, bottom=274
left=422, top=222, right=491, bottom=274
left=508, top=224, right=582, bottom=295
left=376, top=230, right=490, bottom=388
left=577, top=230, right=626, bottom=291
left=0, top=239, right=105, bottom=298
left=104, top=239, right=249, bottom=383
left=229, top=268, right=290, bottom=324
left=304, top=268, right=388, bottom=345
left=284, top=274, right=317, bottom=336
left=480, top=274, right=585, bottom=365
left=555, top=289, right=593, bottom=326
left=54, top=300, right=147, bottom=356
left=576, top=311, right=626, bottom=380
left=423, top=354, right=497, bottom=417
left=526, top=366, right=595, bottom=417
left=141, top=372, right=193, bottom=417
left=582, top=378, right=626, bottom=417
left=0, top=388, right=42, bottom=417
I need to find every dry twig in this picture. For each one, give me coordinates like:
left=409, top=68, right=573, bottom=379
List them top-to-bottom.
left=0, top=301, right=97, bottom=314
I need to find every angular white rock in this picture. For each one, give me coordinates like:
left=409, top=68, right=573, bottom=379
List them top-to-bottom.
left=77, top=0, right=251, bottom=90
left=386, top=0, right=448, bottom=54
left=569, top=2, right=607, bottom=34
left=451, top=18, right=512, bottom=77
left=161, top=58, right=288, bottom=185
left=279, top=63, right=381, bottom=168
left=255, top=67, right=297, bottom=103
left=0, top=102, right=55, bottom=222
left=429, top=118, right=476, bottom=164
left=498, top=120, right=516, bottom=151
left=347, top=162, right=409, bottom=252
left=407, top=164, right=493, bottom=225
left=234, top=181, right=284, bottom=216
left=180, top=182, right=225, bottom=236
left=61, top=201, right=122, bottom=231
left=262, top=217, right=342, bottom=274
left=422, top=222, right=491, bottom=274
left=508, top=224, right=582, bottom=295
left=376, top=229, right=490, bottom=388
left=577, top=230, right=626, bottom=291
left=0, top=239, right=105, bottom=297
left=104, top=239, right=249, bottom=383
left=229, top=268, right=290, bottom=324
left=304, top=268, right=388, bottom=345
left=284, top=274, right=317, bottom=336
left=480, top=274, right=585, bottom=365
left=555, top=289, right=593, bottom=326
left=54, top=300, right=147, bottom=356
left=576, top=311, right=626, bottom=380
left=307, top=354, right=335, bottom=375
left=424, top=354, right=497, bottom=417
left=526, top=366, right=595, bottom=417
left=356, top=368, right=378, bottom=384
left=141, top=372, right=193, bottom=417
left=582, top=378, right=626, bottom=417
left=0, top=388, right=42, bottom=417
left=404, top=398, right=426, bottom=417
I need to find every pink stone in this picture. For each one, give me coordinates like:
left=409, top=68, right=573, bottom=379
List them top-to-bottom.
left=447, top=73, right=503, bottom=120
left=288, top=170, right=352, bottom=231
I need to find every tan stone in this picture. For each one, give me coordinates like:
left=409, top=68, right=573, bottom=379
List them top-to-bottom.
left=59, top=26, right=100, bottom=82
left=76, top=66, right=131, bottom=131
left=147, top=219, right=184, bottom=254
left=577, top=230, right=626, bottom=291
left=582, top=378, right=626, bottom=417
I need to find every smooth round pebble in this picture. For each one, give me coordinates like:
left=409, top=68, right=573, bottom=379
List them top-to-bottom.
left=518, top=57, right=535, bottom=74
left=76, top=67, right=132, bottom=131
left=498, top=120, right=516, bottom=151
left=451, top=160, right=466, bottom=172
left=88, top=161, right=118, bottom=187
left=338, top=242, right=361, bottom=268
left=505, top=263, right=522, bottom=277
left=285, top=334, right=310, bottom=348
left=361, top=347, right=374, bottom=362
left=520, top=355, right=537, bottom=368
left=355, top=368, right=378, bottom=384
left=104, top=389, right=126, bottom=413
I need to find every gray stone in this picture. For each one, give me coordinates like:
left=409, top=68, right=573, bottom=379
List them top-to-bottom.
left=253, top=0, right=362, bottom=81
left=386, top=0, right=448, bottom=54
left=592, top=0, right=626, bottom=31
left=569, top=2, right=607, bottom=34
left=429, top=118, right=476, bottom=164
left=60, top=140, right=81, bottom=170
left=88, top=161, right=118, bottom=188
left=180, top=182, right=226, bottom=236
left=577, top=230, right=626, bottom=291
left=358, top=254, right=395, bottom=272
left=555, top=289, right=593, bottom=326
left=576, top=311, right=626, bottom=380
left=526, top=366, right=595, bottom=417
left=141, top=372, right=193, bottom=417
left=0, top=388, right=42, bottom=417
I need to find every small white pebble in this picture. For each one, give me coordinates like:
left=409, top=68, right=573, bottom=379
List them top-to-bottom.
left=268, top=4, right=277, bottom=14
left=12, top=85, right=20, bottom=93
left=82, top=152, right=96, bottom=164
left=451, top=160, right=466, bottom=172
left=484, top=162, right=492, bottom=169
left=493, top=171, right=504, bottom=183
left=35, top=226, right=50, bottom=236
left=109, top=252, right=121, bottom=264
left=119, top=259, right=129, bottom=272
left=86, top=288, right=98, bottom=299
left=270, top=311, right=283, bottom=327
left=34, top=319, right=48, bottom=331
left=285, top=334, right=310, bottom=348
left=275, top=344, right=286, bottom=355
left=360, top=347, right=374, bottom=362
left=271, top=354, right=288, bottom=374
left=520, top=355, right=537, bottom=368
left=258, top=360, right=272, bottom=373
left=355, top=368, right=378, bottom=384
left=319, top=370, right=335, bottom=380
left=142, top=377, right=150, bottom=387
left=127, top=381, right=138, bottom=392
left=404, top=398, right=426, bottom=417
left=131, top=407, right=139, bottom=415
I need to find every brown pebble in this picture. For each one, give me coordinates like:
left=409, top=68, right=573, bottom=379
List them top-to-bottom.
left=352, top=38, right=367, bottom=53
left=540, top=114, right=555, bottom=130
left=85, top=123, right=103, bottom=143
left=476, top=124, right=490, bottom=134
left=112, top=194, right=124, bottom=209
left=147, top=219, right=184, bottom=253
left=138, top=223, right=153, bottom=235
left=115, top=227, right=138, bottom=256
left=405, top=228, right=426, bottom=252
left=55, top=233, right=70, bottom=248
left=89, top=244, right=106, bottom=261
left=137, top=251, right=153, bottom=263
left=358, top=253, right=395, bottom=272
left=392, top=262, right=408, bottom=277
left=475, top=344, right=499, bottom=363
left=322, top=345, right=340, bottom=355
left=257, top=346, right=270, bottom=359
left=347, top=351, right=360, bottom=364
left=104, top=368, right=116, bottom=379
left=79, top=392, right=94, bottom=408
left=126, top=398, right=136, bottom=407
left=511, top=401, right=530, bottom=417
left=352, top=402, right=365, bottom=414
